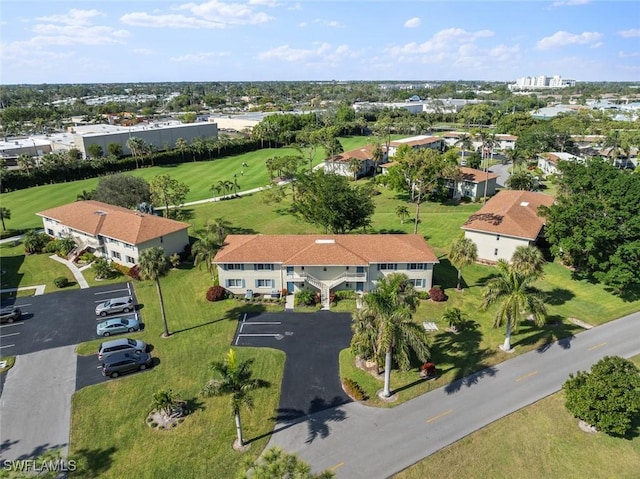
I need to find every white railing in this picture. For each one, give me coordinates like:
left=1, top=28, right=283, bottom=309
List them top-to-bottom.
left=292, top=271, right=367, bottom=310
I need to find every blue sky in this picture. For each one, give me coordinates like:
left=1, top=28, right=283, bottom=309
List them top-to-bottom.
left=1, top=1, right=639, bottom=84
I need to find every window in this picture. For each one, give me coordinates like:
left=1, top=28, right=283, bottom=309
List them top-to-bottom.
left=47, top=229, right=53, bottom=235
left=496, top=235, right=500, bottom=241
left=160, top=236, right=163, bottom=243
left=124, top=243, right=134, bottom=250
left=494, top=248, right=498, bottom=256
left=111, top=251, right=121, bottom=260
left=126, top=255, right=135, bottom=264
left=377, top=263, right=397, bottom=270
left=408, top=263, right=425, bottom=270
left=225, top=264, right=244, bottom=271
left=254, top=264, right=274, bottom=271
left=227, top=279, right=243, bottom=288
left=256, top=279, right=274, bottom=288
left=409, top=279, right=424, bottom=287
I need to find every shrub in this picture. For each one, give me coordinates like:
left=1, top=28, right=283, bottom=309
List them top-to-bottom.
left=23, top=231, right=50, bottom=254
left=45, top=239, right=61, bottom=254
left=79, top=252, right=96, bottom=263
left=169, top=253, right=180, bottom=268
left=92, top=258, right=120, bottom=280
left=128, top=264, right=141, bottom=281
left=54, top=276, right=69, bottom=288
left=206, top=285, right=227, bottom=302
left=428, top=286, right=447, bottom=302
left=281, top=288, right=288, bottom=297
left=295, top=288, right=315, bottom=306
left=335, top=290, right=356, bottom=300
left=416, top=291, right=430, bottom=300
left=563, top=356, right=640, bottom=436
left=343, top=378, right=368, bottom=401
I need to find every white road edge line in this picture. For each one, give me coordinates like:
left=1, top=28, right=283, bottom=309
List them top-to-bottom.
left=94, top=289, right=129, bottom=296
left=0, top=332, right=20, bottom=338
left=0, top=344, right=15, bottom=349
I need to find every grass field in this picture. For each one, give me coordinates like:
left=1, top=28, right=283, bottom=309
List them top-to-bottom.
left=0, top=136, right=374, bottom=232
left=394, top=356, right=640, bottom=479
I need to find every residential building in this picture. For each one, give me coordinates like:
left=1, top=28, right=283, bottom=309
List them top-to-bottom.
left=509, top=75, right=575, bottom=91
left=442, top=132, right=517, bottom=151
left=387, top=135, right=443, bottom=158
left=324, top=145, right=380, bottom=178
left=537, top=152, right=584, bottom=176
left=447, top=167, right=498, bottom=200
left=461, top=190, right=555, bottom=263
left=37, top=200, right=190, bottom=266
left=214, top=234, right=439, bottom=309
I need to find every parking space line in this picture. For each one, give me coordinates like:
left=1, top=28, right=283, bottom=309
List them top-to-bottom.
left=94, top=288, right=130, bottom=296
left=15, top=303, right=32, bottom=308
left=238, top=321, right=281, bottom=333
left=0, top=322, right=24, bottom=328
left=0, top=332, right=20, bottom=338
left=235, top=333, right=284, bottom=345
left=0, top=344, right=15, bottom=349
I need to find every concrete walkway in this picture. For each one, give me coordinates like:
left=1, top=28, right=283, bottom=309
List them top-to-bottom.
left=49, top=255, right=89, bottom=289
left=0, top=285, right=46, bottom=296
left=285, top=294, right=295, bottom=311
left=266, top=311, right=640, bottom=478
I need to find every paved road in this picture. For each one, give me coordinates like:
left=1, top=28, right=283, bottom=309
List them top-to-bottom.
left=234, top=311, right=352, bottom=423
left=267, top=312, right=640, bottom=478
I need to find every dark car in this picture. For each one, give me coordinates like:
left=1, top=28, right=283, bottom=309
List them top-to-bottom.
left=0, top=305, right=22, bottom=324
left=101, top=351, right=152, bottom=378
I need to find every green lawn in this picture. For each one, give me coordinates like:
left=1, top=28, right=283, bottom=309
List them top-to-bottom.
left=0, top=136, right=374, bottom=232
left=70, top=266, right=286, bottom=479
left=394, top=356, right=640, bottom=479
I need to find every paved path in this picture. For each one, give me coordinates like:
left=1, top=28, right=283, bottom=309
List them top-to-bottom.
left=49, top=255, right=89, bottom=289
left=0, top=285, right=46, bottom=296
left=267, top=312, right=640, bottom=478
left=0, top=345, right=77, bottom=461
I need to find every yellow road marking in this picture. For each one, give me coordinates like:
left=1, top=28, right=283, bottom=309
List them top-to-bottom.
left=588, top=342, right=607, bottom=351
left=516, top=370, right=539, bottom=382
left=426, top=409, right=453, bottom=423
left=329, top=462, right=345, bottom=472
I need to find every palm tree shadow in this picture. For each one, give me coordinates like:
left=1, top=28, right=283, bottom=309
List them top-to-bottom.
left=511, top=317, right=579, bottom=352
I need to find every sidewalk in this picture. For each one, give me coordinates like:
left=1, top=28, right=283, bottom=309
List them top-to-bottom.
left=49, top=255, right=90, bottom=289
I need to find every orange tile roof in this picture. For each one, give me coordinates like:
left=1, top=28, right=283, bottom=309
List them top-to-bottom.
left=328, top=145, right=374, bottom=162
left=459, top=167, right=499, bottom=183
left=462, top=190, right=555, bottom=240
left=37, top=200, right=190, bottom=245
left=214, top=234, right=439, bottom=265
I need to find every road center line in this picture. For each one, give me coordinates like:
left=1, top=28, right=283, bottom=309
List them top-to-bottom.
left=588, top=342, right=607, bottom=351
left=516, top=370, right=539, bottom=382
left=426, top=409, right=453, bottom=423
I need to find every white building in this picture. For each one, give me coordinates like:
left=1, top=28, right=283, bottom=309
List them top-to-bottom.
left=509, top=75, right=575, bottom=91
left=387, top=135, right=443, bottom=158
left=324, top=145, right=381, bottom=178
left=537, top=152, right=584, bottom=176
left=37, top=201, right=190, bottom=266
left=214, top=234, right=439, bottom=309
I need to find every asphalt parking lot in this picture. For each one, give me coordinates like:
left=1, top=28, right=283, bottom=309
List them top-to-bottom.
left=0, top=282, right=139, bottom=357
left=233, top=311, right=353, bottom=422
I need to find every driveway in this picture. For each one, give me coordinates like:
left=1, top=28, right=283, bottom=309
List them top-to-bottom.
left=0, top=282, right=140, bottom=462
left=233, top=311, right=353, bottom=423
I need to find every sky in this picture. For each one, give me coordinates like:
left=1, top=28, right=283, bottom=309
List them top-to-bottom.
left=1, top=0, right=639, bottom=84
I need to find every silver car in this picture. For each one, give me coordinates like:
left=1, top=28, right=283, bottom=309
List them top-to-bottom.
left=95, top=296, right=133, bottom=317
left=98, top=338, right=147, bottom=361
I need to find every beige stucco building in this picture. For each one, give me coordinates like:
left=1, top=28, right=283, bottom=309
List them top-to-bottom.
left=462, top=190, right=555, bottom=263
left=37, top=201, right=190, bottom=266
left=214, top=234, right=439, bottom=308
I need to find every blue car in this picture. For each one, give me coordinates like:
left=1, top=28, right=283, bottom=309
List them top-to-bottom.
left=96, top=317, right=141, bottom=337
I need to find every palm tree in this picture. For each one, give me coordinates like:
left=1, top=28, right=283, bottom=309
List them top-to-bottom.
left=454, top=133, right=474, bottom=166
left=126, top=137, right=146, bottom=169
left=175, top=138, right=188, bottom=162
left=17, top=154, right=35, bottom=175
left=348, top=157, right=361, bottom=181
left=76, top=189, right=94, bottom=201
left=395, top=205, right=410, bottom=224
left=0, top=207, right=11, bottom=231
left=206, top=217, right=232, bottom=246
left=192, top=235, right=218, bottom=279
left=448, top=236, right=478, bottom=290
left=511, top=245, right=545, bottom=280
left=138, top=247, right=171, bottom=337
left=481, top=260, right=547, bottom=351
left=359, top=273, right=431, bottom=397
left=441, top=307, right=467, bottom=332
left=201, top=349, right=268, bottom=449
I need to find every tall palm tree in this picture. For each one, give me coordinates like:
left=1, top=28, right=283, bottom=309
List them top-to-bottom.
left=454, top=133, right=474, bottom=166
left=126, top=137, right=146, bottom=169
left=175, top=137, right=188, bottom=162
left=17, top=154, right=35, bottom=175
left=348, top=157, right=361, bottom=181
left=395, top=205, right=410, bottom=224
left=0, top=207, right=11, bottom=231
left=206, top=217, right=232, bottom=246
left=192, top=235, right=218, bottom=279
left=448, top=236, right=478, bottom=290
left=511, top=245, right=546, bottom=280
left=138, top=247, right=171, bottom=337
left=481, top=260, right=547, bottom=351
left=360, top=273, right=431, bottom=397
left=201, top=349, right=267, bottom=448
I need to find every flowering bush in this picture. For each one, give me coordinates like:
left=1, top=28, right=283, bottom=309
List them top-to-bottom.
left=206, top=285, right=227, bottom=302
left=428, top=286, right=447, bottom=302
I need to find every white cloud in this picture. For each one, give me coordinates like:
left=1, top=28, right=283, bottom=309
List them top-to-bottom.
left=122, top=0, right=274, bottom=29
left=248, top=0, right=278, bottom=6
left=552, top=0, right=590, bottom=6
left=288, top=3, right=302, bottom=11
left=36, top=9, right=103, bottom=26
left=404, top=17, right=421, bottom=28
left=326, top=20, right=343, bottom=28
left=298, top=22, right=307, bottom=27
left=386, top=28, right=494, bottom=56
left=619, top=29, right=640, bottom=38
left=536, top=31, right=602, bottom=50
left=258, top=42, right=357, bottom=63
left=590, top=42, right=603, bottom=48
left=132, top=48, right=154, bottom=55
left=170, top=51, right=231, bottom=63
left=619, top=51, right=640, bottom=58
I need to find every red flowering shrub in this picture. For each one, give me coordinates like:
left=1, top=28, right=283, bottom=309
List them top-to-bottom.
left=206, top=285, right=227, bottom=302
left=428, top=286, right=447, bottom=302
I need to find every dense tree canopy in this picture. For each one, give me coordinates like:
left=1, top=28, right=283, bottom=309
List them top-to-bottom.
left=540, top=159, right=640, bottom=293
left=291, top=170, right=375, bottom=234
left=92, top=174, right=151, bottom=208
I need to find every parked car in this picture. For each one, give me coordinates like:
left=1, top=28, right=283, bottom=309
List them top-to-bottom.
left=95, top=296, right=133, bottom=317
left=0, top=305, right=22, bottom=324
left=96, top=317, right=141, bottom=337
left=98, top=338, right=147, bottom=361
left=101, top=351, right=152, bottom=378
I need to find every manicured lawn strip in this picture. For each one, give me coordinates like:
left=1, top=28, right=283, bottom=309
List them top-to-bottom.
left=0, top=136, right=373, bottom=231
left=0, top=243, right=80, bottom=292
left=70, top=266, right=286, bottom=479
left=0, top=356, right=16, bottom=373
left=394, top=356, right=640, bottom=479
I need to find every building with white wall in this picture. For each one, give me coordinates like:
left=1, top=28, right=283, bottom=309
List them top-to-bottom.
left=509, top=75, right=575, bottom=91
left=387, top=135, right=443, bottom=158
left=37, top=200, right=190, bottom=266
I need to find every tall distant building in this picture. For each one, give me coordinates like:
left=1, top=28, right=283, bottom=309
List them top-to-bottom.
left=508, top=75, right=575, bottom=91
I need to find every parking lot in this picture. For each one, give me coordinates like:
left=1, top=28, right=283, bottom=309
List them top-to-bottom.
left=0, top=282, right=139, bottom=357
left=233, top=311, right=353, bottom=421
